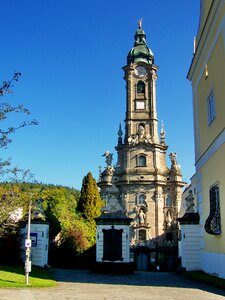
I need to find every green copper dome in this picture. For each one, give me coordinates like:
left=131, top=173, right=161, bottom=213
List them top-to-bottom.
left=127, top=20, right=154, bottom=65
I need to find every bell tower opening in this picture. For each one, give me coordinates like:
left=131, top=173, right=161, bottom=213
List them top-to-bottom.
left=137, top=81, right=145, bottom=94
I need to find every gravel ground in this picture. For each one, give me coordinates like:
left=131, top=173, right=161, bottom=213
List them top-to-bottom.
left=0, top=269, right=225, bottom=300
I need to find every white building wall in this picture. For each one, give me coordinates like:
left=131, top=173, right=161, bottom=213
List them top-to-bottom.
left=21, top=223, right=49, bottom=267
left=180, top=224, right=201, bottom=271
left=96, top=225, right=130, bottom=263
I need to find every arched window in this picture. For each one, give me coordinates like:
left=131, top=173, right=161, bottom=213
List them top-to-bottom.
left=137, top=81, right=145, bottom=94
left=137, top=155, right=146, bottom=167
left=138, top=194, right=146, bottom=205
left=166, top=196, right=172, bottom=207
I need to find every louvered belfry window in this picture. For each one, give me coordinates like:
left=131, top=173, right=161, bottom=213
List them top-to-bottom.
left=137, top=81, right=145, bottom=94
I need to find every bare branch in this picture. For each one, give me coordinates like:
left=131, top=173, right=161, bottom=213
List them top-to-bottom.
left=0, top=72, right=21, bottom=97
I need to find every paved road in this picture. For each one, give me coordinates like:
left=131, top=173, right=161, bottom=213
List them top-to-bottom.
left=0, top=269, right=225, bottom=300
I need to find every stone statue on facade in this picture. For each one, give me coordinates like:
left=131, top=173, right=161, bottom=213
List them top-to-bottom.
left=160, top=121, right=166, bottom=145
left=128, top=124, right=152, bottom=145
left=138, top=124, right=145, bottom=139
left=99, top=151, right=115, bottom=184
left=103, top=151, right=113, bottom=167
left=169, top=152, right=181, bottom=175
left=169, top=152, right=177, bottom=165
left=185, top=190, right=195, bottom=213
left=138, top=209, right=146, bottom=225
left=165, top=210, right=173, bottom=228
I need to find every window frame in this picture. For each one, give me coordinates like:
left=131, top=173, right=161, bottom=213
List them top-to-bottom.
left=207, top=90, right=216, bottom=126
left=136, top=154, right=147, bottom=167
left=137, top=193, right=146, bottom=205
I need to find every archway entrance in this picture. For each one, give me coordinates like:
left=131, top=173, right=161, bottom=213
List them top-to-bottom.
left=134, top=246, right=178, bottom=271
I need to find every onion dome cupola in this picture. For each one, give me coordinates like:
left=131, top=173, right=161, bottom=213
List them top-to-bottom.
left=127, top=19, right=154, bottom=65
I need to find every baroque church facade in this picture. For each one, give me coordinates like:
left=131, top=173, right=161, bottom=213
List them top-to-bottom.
left=98, top=20, right=185, bottom=270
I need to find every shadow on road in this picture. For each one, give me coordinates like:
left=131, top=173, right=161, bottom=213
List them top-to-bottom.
left=52, top=269, right=225, bottom=298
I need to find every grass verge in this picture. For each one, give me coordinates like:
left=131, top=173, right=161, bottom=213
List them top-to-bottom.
left=0, top=265, right=56, bottom=288
left=182, top=271, right=225, bottom=290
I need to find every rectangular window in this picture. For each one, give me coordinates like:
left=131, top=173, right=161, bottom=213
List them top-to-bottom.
left=207, top=91, right=216, bottom=125
left=102, top=228, right=123, bottom=261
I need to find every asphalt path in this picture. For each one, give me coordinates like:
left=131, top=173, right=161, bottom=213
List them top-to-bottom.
left=0, top=269, right=225, bottom=300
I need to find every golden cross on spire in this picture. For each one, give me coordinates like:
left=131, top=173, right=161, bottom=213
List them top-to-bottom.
left=138, top=18, right=143, bottom=29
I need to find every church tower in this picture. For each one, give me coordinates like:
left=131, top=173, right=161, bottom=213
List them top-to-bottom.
left=98, top=20, right=185, bottom=270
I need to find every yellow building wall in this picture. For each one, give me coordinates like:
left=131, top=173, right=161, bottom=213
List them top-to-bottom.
left=187, top=0, right=225, bottom=278
left=193, top=2, right=225, bottom=83
left=196, top=33, right=225, bottom=156
left=201, top=143, right=225, bottom=253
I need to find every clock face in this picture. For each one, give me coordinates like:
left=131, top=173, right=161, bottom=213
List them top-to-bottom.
left=135, top=66, right=148, bottom=77
left=136, top=101, right=145, bottom=110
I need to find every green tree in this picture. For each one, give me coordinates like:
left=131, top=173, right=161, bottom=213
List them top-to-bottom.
left=76, top=172, right=103, bottom=249
left=77, top=172, right=103, bottom=221
left=0, top=182, right=42, bottom=238
left=0, top=183, right=27, bottom=237
left=41, top=186, right=79, bottom=240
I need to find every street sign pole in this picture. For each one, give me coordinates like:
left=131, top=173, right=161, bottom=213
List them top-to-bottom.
left=25, top=199, right=32, bottom=284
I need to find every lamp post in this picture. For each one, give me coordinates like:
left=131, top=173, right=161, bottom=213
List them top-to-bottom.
left=25, top=198, right=32, bottom=285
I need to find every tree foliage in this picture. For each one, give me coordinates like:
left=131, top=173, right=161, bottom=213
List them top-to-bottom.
left=0, top=72, right=38, bottom=237
left=0, top=72, right=38, bottom=183
left=0, top=74, right=102, bottom=264
left=76, top=172, right=103, bottom=248
left=77, top=172, right=103, bottom=221
left=0, top=176, right=102, bottom=265
left=0, top=182, right=85, bottom=265
left=0, top=183, right=27, bottom=237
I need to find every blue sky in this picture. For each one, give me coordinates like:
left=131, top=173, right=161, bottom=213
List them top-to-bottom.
left=0, top=1, right=200, bottom=189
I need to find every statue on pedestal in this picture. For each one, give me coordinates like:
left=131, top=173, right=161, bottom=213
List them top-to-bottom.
left=185, top=190, right=195, bottom=213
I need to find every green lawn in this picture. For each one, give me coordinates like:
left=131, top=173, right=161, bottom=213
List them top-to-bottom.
left=0, top=265, right=56, bottom=288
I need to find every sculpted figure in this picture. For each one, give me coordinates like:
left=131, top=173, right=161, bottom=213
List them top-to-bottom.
left=138, top=18, right=143, bottom=29
left=128, top=124, right=151, bottom=145
left=138, top=124, right=145, bottom=139
left=144, top=133, right=152, bottom=144
left=103, top=151, right=113, bottom=167
left=169, top=152, right=177, bottom=165
left=185, top=190, right=195, bottom=213
left=138, top=209, right=145, bottom=225
left=166, top=210, right=173, bottom=228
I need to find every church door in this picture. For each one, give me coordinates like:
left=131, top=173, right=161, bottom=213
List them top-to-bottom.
left=136, top=252, right=149, bottom=271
